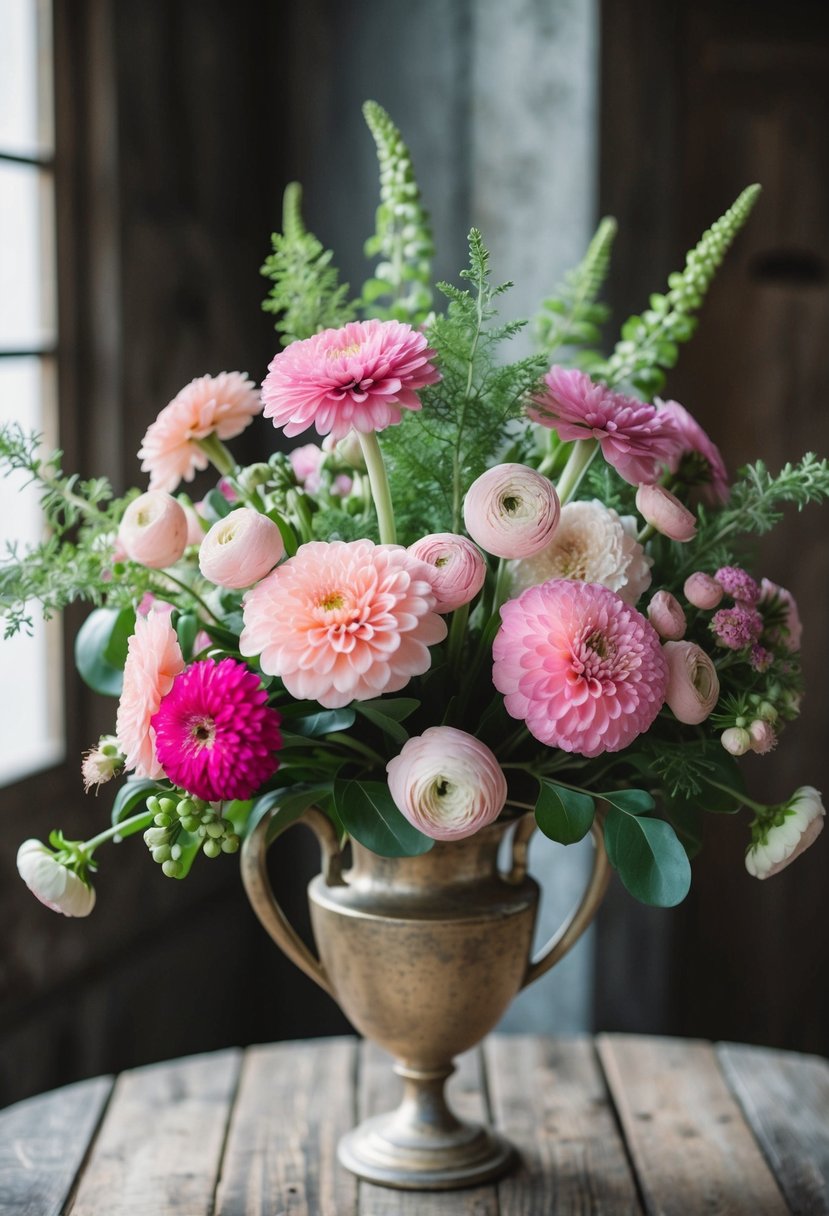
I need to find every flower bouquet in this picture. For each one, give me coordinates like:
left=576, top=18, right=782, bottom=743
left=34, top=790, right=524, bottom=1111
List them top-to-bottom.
left=4, top=103, right=827, bottom=920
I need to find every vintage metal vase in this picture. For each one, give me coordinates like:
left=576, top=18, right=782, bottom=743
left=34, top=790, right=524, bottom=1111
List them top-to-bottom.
left=241, top=805, right=609, bottom=1191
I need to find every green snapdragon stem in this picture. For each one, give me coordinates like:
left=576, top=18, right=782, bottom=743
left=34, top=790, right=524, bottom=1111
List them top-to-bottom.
left=358, top=431, right=396, bottom=545
left=197, top=434, right=237, bottom=478
left=555, top=439, right=599, bottom=504
left=82, top=809, right=155, bottom=856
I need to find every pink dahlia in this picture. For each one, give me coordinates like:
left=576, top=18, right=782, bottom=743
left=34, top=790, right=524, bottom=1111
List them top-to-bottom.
left=261, top=319, right=440, bottom=440
left=529, top=366, right=681, bottom=486
left=138, top=372, right=261, bottom=492
left=656, top=398, right=729, bottom=505
left=240, top=539, right=447, bottom=708
left=492, top=580, right=668, bottom=757
left=116, top=612, right=185, bottom=779
left=151, top=658, right=282, bottom=802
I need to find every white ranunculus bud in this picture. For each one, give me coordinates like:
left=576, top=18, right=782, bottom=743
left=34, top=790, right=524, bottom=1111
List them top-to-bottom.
left=745, top=787, right=825, bottom=879
left=17, top=840, right=96, bottom=917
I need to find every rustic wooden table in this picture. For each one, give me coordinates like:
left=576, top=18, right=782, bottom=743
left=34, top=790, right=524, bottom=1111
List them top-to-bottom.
left=1, top=1034, right=827, bottom=1215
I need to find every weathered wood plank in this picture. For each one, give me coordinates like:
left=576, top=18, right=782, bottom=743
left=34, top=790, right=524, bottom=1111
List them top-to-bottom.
left=597, top=1034, right=789, bottom=1215
left=487, top=1035, right=642, bottom=1215
left=214, top=1037, right=357, bottom=1216
left=357, top=1041, right=499, bottom=1215
left=718, top=1042, right=829, bottom=1215
left=68, top=1049, right=240, bottom=1216
left=0, top=1074, right=113, bottom=1216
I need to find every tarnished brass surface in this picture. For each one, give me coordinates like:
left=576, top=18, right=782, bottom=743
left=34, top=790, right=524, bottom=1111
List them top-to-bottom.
left=241, top=807, right=610, bottom=1189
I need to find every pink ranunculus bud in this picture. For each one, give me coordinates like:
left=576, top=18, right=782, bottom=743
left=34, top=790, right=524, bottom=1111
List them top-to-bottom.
left=289, top=443, right=325, bottom=491
left=463, top=463, right=560, bottom=559
left=331, top=473, right=353, bottom=497
left=635, top=483, right=697, bottom=542
left=119, top=491, right=189, bottom=569
left=183, top=503, right=206, bottom=546
left=199, top=507, right=285, bottom=590
left=407, top=533, right=487, bottom=614
left=683, top=571, right=723, bottom=610
left=647, top=590, right=687, bottom=640
left=663, top=640, right=720, bottom=725
left=749, top=719, right=777, bottom=755
left=386, top=726, right=507, bottom=841
left=721, top=726, right=751, bottom=756
left=746, top=786, right=825, bottom=879
left=17, top=840, right=96, bottom=917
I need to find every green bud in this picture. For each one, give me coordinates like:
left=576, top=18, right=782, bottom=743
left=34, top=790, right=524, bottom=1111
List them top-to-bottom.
left=238, top=462, right=272, bottom=490
left=759, top=701, right=778, bottom=724
left=146, top=795, right=162, bottom=815
left=158, top=797, right=177, bottom=815
left=177, top=798, right=198, bottom=820
left=153, top=812, right=172, bottom=828
left=181, top=816, right=201, bottom=833
left=205, top=821, right=225, bottom=839
left=143, top=826, right=169, bottom=848
left=221, top=834, right=240, bottom=854
left=203, top=838, right=221, bottom=858
left=170, top=843, right=182, bottom=861
left=152, top=845, right=171, bottom=864
left=162, top=859, right=182, bottom=878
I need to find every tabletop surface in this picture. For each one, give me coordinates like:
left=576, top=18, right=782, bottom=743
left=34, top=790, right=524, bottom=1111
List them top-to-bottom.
left=0, top=1033, right=827, bottom=1215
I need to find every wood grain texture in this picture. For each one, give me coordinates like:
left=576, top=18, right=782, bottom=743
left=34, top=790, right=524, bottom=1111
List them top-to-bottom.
left=597, top=1034, right=789, bottom=1215
left=488, top=1035, right=642, bottom=1215
left=214, top=1037, right=358, bottom=1216
left=356, top=1041, right=499, bottom=1215
left=718, top=1042, right=829, bottom=1215
left=67, top=1049, right=240, bottom=1216
left=0, top=1075, right=113, bottom=1216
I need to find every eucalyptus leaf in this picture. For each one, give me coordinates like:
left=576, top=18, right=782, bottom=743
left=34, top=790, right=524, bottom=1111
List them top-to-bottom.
left=75, top=607, right=135, bottom=696
left=356, top=698, right=420, bottom=722
left=353, top=704, right=409, bottom=744
left=289, top=707, right=357, bottom=737
left=111, top=778, right=164, bottom=827
left=334, top=779, right=434, bottom=857
left=535, top=780, right=594, bottom=845
left=245, top=784, right=332, bottom=841
left=599, top=789, right=655, bottom=816
left=604, top=809, right=691, bottom=907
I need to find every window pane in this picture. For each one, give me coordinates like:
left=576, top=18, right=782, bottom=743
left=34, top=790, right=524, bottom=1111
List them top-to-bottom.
left=0, top=0, right=53, bottom=157
left=0, top=159, right=55, bottom=348
left=0, top=356, right=63, bottom=786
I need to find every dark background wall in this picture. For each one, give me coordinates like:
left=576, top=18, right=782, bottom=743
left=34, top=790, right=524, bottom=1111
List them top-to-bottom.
left=2, top=0, right=828, bottom=1107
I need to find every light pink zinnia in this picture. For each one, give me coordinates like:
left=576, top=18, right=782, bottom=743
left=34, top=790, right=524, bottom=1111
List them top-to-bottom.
left=262, top=319, right=440, bottom=440
left=529, top=366, right=681, bottom=486
left=138, top=371, right=261, bottom=492
left=656, top=398, right=729, bottom=505
left=240, top=539, right=447, bottom=708
left=493, top=580, right=668, bottom=757
left=116, top=611, right=185, bottom=779
left=151, top=658, right=282, bottom=802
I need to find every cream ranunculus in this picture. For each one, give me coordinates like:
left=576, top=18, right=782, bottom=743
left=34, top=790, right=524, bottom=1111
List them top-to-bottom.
left=463, top=464, right=560, bottom=560
left=118, top=490, right=189, bottom=569
left=510, top=499, right=652, bottom=605
left=199, top=507, right=285, bottom=590
left=663, top=640, right=720, bottom=724
left=386, top=726, right=507, bottom=841
left=745, top=787, right=825, bottom=879
left=17, top=840, right=96, bottom=917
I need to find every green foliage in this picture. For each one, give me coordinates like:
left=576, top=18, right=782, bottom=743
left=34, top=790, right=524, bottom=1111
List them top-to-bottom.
left=359, top=100, right=434, bottom=324
left=261, top=182, right=356, bottom=344
left=598, top=184, right=761, bottom=395
left=535, top=217, right=616, bottom=366
left=380, top=230, right=548, bottom=540
left=74, top=606, right=135, bottom=696
left=333, top=778, right=434, bottom=857
left=535, top=780, right=595, bottom=844
left=604, top=806, right=691, bottom=906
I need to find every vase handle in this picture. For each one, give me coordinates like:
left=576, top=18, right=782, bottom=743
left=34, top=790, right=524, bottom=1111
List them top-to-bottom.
left=240, top=805, right=344, bottom=1000
left=509, top=811, right=611, bottom=990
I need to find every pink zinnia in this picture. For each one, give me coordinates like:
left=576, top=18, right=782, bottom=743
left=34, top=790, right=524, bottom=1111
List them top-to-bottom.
left=261, top=319, right=440, bottom=440
left=529, top=366, right=681, bottom=486
left=138, top=372, right=261, bottom=492
left=656, top=398, right=729, bottom=505
left=240, top=539, right=447, bottom=708
left=492, top=580, right=668, bottom=757
left=116, top=612, right=185, bottom=779
left=151, top=658, right=282, bottom=802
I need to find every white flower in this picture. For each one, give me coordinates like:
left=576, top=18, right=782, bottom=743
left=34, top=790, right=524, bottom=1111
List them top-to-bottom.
left=510, top=499, right=652, bottom=604
left=745, top=787, right=825, bottom=879
left=16, top=840, right=96, bottom=917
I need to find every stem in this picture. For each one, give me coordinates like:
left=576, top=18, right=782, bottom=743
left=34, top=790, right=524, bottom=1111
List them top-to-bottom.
left=359, top=431, right=397, bottom=545
left=196, top=434, right=237, bottom=478
left=555, top=440, right=599, bottom=504
left=286, top=489, right=314, bottom=543
left=637, top=522, right=656, bottom=544
left=492, top=558, right=510, bottom=613
left=153, top=570, right=223, bottom=625
left=446, top=601, right=469, bottom=677
left=327, top=732, right=386, bottom=768
left=704, top=779, right=768, bottom=815
left=83, top=810, right=154, bottom=855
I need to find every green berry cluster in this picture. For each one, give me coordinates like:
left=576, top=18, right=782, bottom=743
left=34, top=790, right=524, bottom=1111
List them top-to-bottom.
left=143, top=793, right=240, bottom=878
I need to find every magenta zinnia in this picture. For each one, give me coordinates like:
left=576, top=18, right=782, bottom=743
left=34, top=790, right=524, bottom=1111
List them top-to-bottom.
left=261, top=319, right=440, bottom=440
left=492, top=580, right=668, bottom=757
left=151, top=658, right=282, bottom=802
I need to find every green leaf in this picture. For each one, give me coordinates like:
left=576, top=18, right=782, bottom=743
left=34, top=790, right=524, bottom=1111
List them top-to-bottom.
left=267, top=509, right=299, bottom=558
left=75, top=606, right=135, bottom=696
left=175, top=612, right=198, bottom=657
left=357, top=697, right=420, bottom=722
left=353, top=703, right=411, bottom=744
left=287, top=707, right=357, bottom=737
left=111, top=778, right=163, bottom=826
left=334, top=778, right=434, bottom=857
left=535, top=779, right=595, bottom=845
left=245, top=784, right=332, bottom=841
left=599, top=789, right=655, bottom=816
left=604, top=809, right=691, bottom=906
left=172, top=833, right=202, bottom=879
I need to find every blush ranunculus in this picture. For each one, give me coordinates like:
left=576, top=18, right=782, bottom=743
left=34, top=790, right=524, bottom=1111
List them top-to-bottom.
left=262, top=319, right=440, bottom=440
left=289, top=443, right=325, bottom=491
left=463, top=464, right=560, bottom=559
left=635, top=483, right=697, bottom=542
left=118, top=491, right=189, bottom=569
left=198, top=508, right=285, bottom=590
left=407, top=533, right=487, bottom=613
left=240, top=539, right=447, bottom=708
left=684, top=572, right=724, bottom=610
left=492, top=580, right=668, bottom=757
left=647, top=591, right=687, bottom=640
left=116, top=611, right=185, bottom=779
left=662, top=640, right=720, bottom=724
left=386, top=726, right=507, bottom=841
left=746, top=787, right=825, bottom=879
left=17, top=840, right=96, bottom=917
